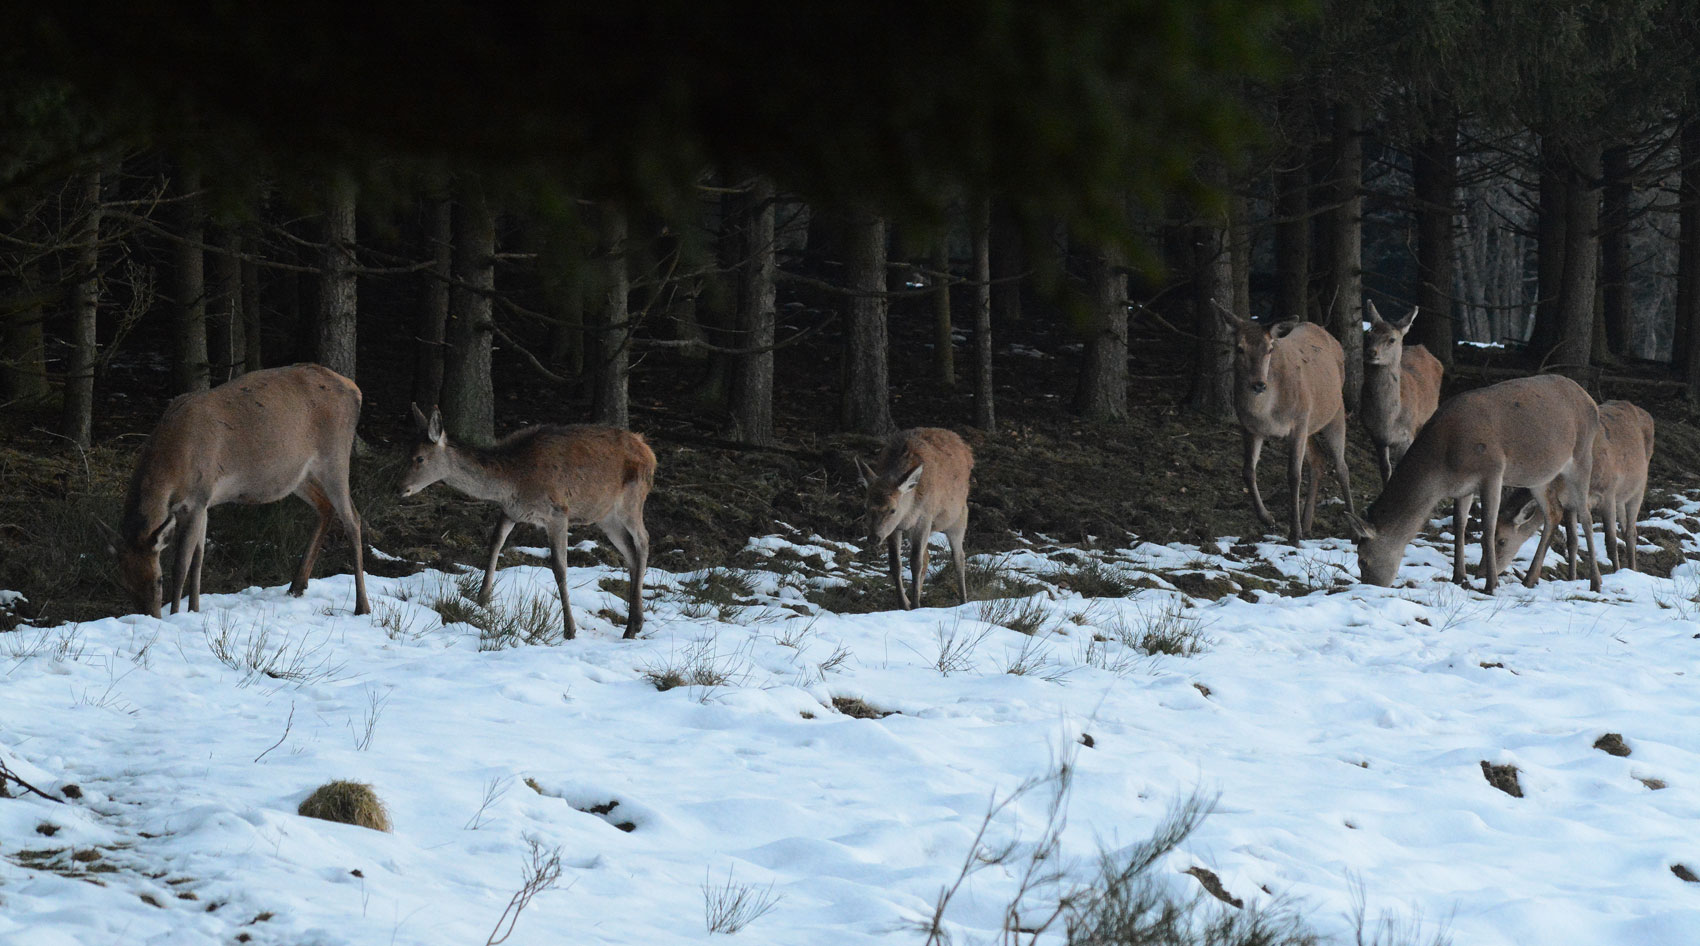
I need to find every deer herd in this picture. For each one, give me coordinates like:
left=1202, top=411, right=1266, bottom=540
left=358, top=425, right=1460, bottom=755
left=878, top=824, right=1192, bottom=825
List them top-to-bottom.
left=109, top=304, right=1657, bottom=634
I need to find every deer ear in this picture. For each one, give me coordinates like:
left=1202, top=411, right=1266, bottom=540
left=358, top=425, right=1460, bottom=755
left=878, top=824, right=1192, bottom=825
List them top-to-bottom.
left=1365, top=299, right=1385, bottom=327
left=1213, top=302, right=1243, bottom=334
left=1392, top=306, right=1419, bottom=335
left=1269, top=319, right=1301, bottom=340
left=410, top=403, right=430, bottom=434
left=426, top=407, right=445, bottom=445
left=854, top=457, right=876, bottom=487
left=897, top=464, right=924, bottom=493
left=1511, top=496, right=1542, bottom=528
left=1345, top=512, right=1377, bottom=540
left=146, top=514, right=176, bottom=553
left=95, top=519, right=121, bottom=557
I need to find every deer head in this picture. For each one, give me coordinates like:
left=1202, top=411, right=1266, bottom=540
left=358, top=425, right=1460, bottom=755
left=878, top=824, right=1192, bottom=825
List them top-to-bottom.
left=1364, top=300, right=1418, bottom=367
left=400, top=404, right=451, bottom=498
left=855, top=456, right=924, bottom=544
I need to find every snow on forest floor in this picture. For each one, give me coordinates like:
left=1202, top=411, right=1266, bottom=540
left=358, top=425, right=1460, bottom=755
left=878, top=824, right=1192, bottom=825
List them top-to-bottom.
left=6, top=499, right=1700, bottom=945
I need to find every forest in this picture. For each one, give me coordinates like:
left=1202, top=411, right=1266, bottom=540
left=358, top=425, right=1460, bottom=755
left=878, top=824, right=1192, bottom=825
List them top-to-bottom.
left=5, top=1, right=1700, bottom=623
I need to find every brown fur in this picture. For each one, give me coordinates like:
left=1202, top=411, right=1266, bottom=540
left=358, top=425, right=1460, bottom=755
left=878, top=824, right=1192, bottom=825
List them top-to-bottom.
left=1361, top=302, right=1444, bottom=484
left=1218, top=312, right=1355, bottom=543
left=113, top=363, right=370, bottom=618
left=1350, top=374, right=1604, bottom=593
left=1491, top=400, right=1655, bottom=576
left=401, top=408, right=655, bottom=639
left=855, top=428, right=974, bottom=610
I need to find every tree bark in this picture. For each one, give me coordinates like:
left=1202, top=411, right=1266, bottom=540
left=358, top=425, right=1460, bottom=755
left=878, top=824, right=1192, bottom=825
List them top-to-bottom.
left=1274, top=97, right=1311, bottom=323
left=1323, top=102, right=1364, bottom=409
left=1412, top=118, right=1459, bottom=369
left=1679, top=120, right=1700, bottom=375
left=1532, top=136, right=1567, bottom=356
left=1553, top=144, right=1601, bottom=369
left=1600, top=145, right=1633, bottom=359
left=171, top=165, right=208, bottom=393
left=60, top=167, right=101, bottom=447
left=316, top=174, right=358, bottom=381
left=729, top=176, right=776, bottom=445
left=442, top=188, right=496, bottom=443
left=414, top=192, right=452, bottom=409
left=1230, top=193, right=1252, bottom=321
left=971, top=198, right=995, bottom=432
left=592, top=202, right=630, bottom=429
left=990, top=202, right=1022, bottom=325
left=841, top=208, right=894, bottom=435
left=1188, top=217, right=1235, bottom=419
left=207, top=226, right=242, bottom=383
left=931, top=237, right=956, bottom=389
left=1074, top=241, right=1128, bottom=421
left=240, top=255, right=262, bottom=373
left=1, top=261, right=47, bottom=402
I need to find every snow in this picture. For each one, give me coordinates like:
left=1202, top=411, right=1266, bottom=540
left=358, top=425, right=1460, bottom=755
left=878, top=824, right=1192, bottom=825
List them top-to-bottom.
left=4, top=504, right=1700, bottom=945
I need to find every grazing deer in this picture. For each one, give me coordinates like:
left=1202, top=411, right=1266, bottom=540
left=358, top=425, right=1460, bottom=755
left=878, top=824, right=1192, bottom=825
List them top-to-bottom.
left=1361, top=301, right=1444, bottom=484
left=1217, top=310, right=1355, bottom=544
left=109, top=363, right=370, bottom=618
left=1348, top=373, right=1603, bottom=593
left=1491, top=400, right=1654, bottom=578
left=399, top=406, right=655, bottom=639
left=854, top=428, right=973, bottom=610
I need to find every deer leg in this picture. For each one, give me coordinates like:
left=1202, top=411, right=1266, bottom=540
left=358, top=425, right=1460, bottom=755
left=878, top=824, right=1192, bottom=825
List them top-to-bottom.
left=1324, top=411, right=1356, bottom=519
left=1243, top=431, right=1275, bottom=530
left=1286, top=433, right=1307, bottom=544
left=1301, top=439, right=1324, bottom=536
left=1376, top=444, right=1393, bottom=487
left=319, top=477, right=371, bottom=616
left=1480, top=479, right=1503, bottom=594
left=1570, top=480, right=1603, bottom=593
left=290, top=483, right=333, bottom=598
left=1625, top=493, right=1644, bottom=572
left=1452, top=494, right=1474, bottom=586
left=1600, top=500, right=1620, bottom=573
left=167, top=508, right=203, bottom=614
left=1562, top=509, right=1578, bottom=580
left=186, top=511, right=208, bottom=613
left=477, top=515, right=517, bottom=606
left=947, top=515, right=969, bottom=605
left=545, top=517, right=578, bottom=640
left=600, top=518, right=647, bottom=639
left=910, top=522, right=933, bottom=609
left=886, top=533, right=911, bottom=610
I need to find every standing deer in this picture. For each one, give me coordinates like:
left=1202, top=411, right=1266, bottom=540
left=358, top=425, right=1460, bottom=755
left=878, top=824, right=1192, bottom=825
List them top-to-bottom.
left=1361, top=301, right=1444, bottom=484
left=1218, top=310, right=1355, bottom=544
left=109, top=363, right=370, bottom=618
left=1348, top=373, right=1604, bottom=593
left=1490, top=400, right=1654, bottom=578
left=399, top=406, right=655, bottom=640
left=854, top=428, right=973, bottom=610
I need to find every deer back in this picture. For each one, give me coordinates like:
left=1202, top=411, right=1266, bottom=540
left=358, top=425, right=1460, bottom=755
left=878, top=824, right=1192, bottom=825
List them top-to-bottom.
left=454, top=424, right=655, bottom=525
left=861, top=427, right=973, bottom=536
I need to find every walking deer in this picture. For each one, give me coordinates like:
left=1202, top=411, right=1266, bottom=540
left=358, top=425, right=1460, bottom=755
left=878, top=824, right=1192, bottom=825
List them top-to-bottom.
left=1361, top=301, right=1443, bottom=484
left=1217, top=310, right=1355, bottom=544
left=109, top=363, right=370, bottom=618
left=1348, top=373, right=1603, bottom=593
left=1491, top=400, right=1654, bottom=578
left=399, top=406, right=655, bottom=639
left=854, top=428, right=973, bottom=610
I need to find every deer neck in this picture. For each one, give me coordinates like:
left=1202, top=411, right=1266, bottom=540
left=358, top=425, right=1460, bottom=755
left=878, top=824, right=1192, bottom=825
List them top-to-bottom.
left=1360, top=360, right=1403, bottom=441
left=440, top=446, right=520, bottom=506
left=1368, top=447, right=1450, bottom=547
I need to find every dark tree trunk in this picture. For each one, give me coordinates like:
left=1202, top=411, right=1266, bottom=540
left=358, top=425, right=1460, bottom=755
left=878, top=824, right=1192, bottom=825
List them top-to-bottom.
left=1274, top=98, right=1311, bottom=323
left=1323, top=102, right=1364, bottom=409
left=1412, top=118, right=1459, bottom=369
left=1679, top=121, right=1700, bottom=375
left=1532, top=136, right=1567, bottom=357
left=1553, top=145, right=1601, bottom=369
left=1601, top=145, right=1633, bottom=359
left=172, top=165, right=208, bottom=393
left=60, top=168, right=101, bottom=447
left=316, top=174, right=358, bottom=381
left=729, top=176, right=776, bottom=445
left=442, top=188, right=496, bottom=443
left=414, top=192, right=451, bottom=409
left=1230, top=193, right=1252, bottom=321
left=971, top=198, right=995, bottom=432
left=592, top=202, right=630, bottom=429
left=990, top=202, right=1023, bottom=325
left=841, top=208, right=894, bottom=435
left=1188, top=217, right=1235, bottom=419
left=207, top=226, right=242, bottom=383
left=931, top=238, right=956, bottom=389
left=1074, top=242, right=1128, bottom=421
left=240, top=256, right=262, bottom=373
left=1, top=261, right=47, bottom=402
left=547, top=279, right=585, bottom=374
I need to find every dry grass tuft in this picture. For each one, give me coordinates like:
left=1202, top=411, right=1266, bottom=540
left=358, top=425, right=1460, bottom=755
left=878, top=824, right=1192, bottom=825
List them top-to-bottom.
left=298, top=780, right=392, bottom=832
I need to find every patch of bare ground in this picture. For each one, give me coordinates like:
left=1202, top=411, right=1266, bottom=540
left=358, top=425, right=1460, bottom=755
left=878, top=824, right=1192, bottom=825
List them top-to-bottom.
left=830, top=696, right=892, bottom=719
left=1593, top=733, right=1631, bottom=757
left=1481, top=761, right=1523, bottom=798
left=1184, top=866, right=1244, bottom=908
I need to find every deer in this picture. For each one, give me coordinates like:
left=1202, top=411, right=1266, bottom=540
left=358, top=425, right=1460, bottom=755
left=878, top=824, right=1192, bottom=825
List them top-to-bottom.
left=1361, top=301, right=1444, bottom=484
left=1217, top=308, right=1355, bottom=544
left=107, top=363, right=371, bottom=618
left=1347, top=373, right=1604, bottom=594
left=1490, top=400, right=1654, bottom=579
left=399, top=406, right=655, bottom=640
left=854, top=427, right=974, bottom=610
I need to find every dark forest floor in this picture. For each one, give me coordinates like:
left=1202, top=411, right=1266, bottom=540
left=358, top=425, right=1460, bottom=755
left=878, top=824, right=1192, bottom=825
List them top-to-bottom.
left=6, top=295, right=1700, bottom=630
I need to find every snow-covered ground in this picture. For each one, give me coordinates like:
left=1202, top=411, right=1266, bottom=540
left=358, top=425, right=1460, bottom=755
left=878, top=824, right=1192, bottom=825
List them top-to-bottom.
left=5, top=501, right=1700, bottom=945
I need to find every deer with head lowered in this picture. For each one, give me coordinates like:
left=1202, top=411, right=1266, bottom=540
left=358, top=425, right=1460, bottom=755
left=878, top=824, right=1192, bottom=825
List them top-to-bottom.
left=1361, top=301, right=1444, bottom=484
left=1217, top=308, right=1355, bottom=544
left=106, top=363, right=371, bottom=618
left=1348, top=373, right=1604, bottom=593
left=1490, top=399, right=1654, bottom=580
left=399, top=406, right=655, bottom=639
left=854, top=427, right=973, bottom=610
